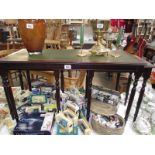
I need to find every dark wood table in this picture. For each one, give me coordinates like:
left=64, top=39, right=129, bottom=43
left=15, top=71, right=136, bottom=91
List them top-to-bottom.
left=0, top=49, right=153, bottom=124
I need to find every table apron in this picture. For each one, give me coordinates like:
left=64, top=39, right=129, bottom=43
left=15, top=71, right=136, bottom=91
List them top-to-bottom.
left=0, top=63, right=145, bottom=72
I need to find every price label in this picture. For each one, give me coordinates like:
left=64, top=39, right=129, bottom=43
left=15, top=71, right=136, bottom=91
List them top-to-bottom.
left=26, top=23, right=34, bottom=29
left=97, top=23, right=104, bottom=29
left=13, top=26, right=17, bottom=31
left=64, top=65, right=72, bottom=70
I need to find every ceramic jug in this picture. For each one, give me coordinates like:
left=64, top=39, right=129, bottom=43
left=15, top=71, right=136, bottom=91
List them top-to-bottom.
left=18, top=19, right=46, bottom=54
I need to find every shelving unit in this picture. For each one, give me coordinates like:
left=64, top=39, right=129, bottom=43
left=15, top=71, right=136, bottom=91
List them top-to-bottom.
left=137, top=19, right=155, bottom=41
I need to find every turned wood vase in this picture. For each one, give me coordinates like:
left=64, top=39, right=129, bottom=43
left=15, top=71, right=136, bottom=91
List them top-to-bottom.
left=18, top=19, right=46, bottom=54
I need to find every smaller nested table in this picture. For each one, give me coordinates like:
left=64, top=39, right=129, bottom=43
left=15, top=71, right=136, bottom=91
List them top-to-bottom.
left=0, top=49, right=153, bottom=124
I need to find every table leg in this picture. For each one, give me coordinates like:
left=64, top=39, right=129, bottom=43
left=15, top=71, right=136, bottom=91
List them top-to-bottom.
left=133, top=68, right=152, bottom=122
left=18, top=70, right=24, bottom=90
left=26, top=70, right=32, bottom=91
left=60, top=70, right=64, bottom=92
left=68, top=70, right=72, bottom=78
left=1, top=71, right=19, bottom=121
left=8, top=71, right=14, bottom=87
left=54, top=71, right=60, bottom=111
left=85, top=71, right=89, bottom=99
left=86, top=71, right=94, bottom=121
left=107, top=72, right=111, bottom=80
left=115, top=72, right=120, bottom=91
left=124, top=72, right=132, bottom=105
left=125, top=72, right=141, bottom=123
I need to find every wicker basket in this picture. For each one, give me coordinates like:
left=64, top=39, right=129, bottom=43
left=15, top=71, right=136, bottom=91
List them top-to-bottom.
left=64, top=71, right=86, bottom=89
left=91, top=99, right=118, bottom=116
left=91, top=114, right=125, bottom=135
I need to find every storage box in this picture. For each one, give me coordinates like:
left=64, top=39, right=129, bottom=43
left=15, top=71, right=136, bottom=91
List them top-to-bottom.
left=91, top=86, right=120, bottom=116
left=13, top=112, right=53, bottom=135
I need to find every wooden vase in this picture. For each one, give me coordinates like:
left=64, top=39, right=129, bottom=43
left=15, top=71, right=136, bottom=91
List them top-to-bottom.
left=18, top=19, right=46, bottom=54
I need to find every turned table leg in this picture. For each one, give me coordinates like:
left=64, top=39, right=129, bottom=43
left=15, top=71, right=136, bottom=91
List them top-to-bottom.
left=133, top=68, right=152, bottom=122
left=18, top=70, right=24, bottom=90
left=26, top=70, right=32, bottom=91
left=60, top=70, right=64, bottom=92
left=1, top=71, right=19, bottom=121
left=54, top=71, right=60, bottom=111
left=85, top=71, right=89, bottom=99
left=86, top=71, right=94, bottom=121
left=125, top=71, right=142, bottom=123
left=115, top=72, right=120, bottom=91
left=124, top=72, right=132, bottom=105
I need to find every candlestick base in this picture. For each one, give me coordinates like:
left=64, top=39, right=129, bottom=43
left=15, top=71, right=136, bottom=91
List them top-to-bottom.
left=77, top=50, right=91, bottom=57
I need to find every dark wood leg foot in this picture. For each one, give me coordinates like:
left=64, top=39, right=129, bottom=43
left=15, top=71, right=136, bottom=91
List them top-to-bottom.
left=133, top=68, right=152, bottom=122
left=1, top=71, right=19, bottom=121
left=54, top=71, right=60, bottom=112
left=86, top=71, right=94, bottom=121
left=124, top=72, right=132, bottom=105
left=125, top=72, right=142, bottom=123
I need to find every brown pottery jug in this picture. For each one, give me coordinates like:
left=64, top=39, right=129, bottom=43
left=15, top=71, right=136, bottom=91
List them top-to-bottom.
left=18, top=19, right=46, bottom=54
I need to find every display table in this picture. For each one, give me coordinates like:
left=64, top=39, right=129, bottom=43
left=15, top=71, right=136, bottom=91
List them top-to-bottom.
left=0, top=49, right=153, bottom=123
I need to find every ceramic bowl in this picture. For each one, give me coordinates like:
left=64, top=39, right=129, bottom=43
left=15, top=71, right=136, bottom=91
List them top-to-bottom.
left=133, top=117, right=151, bottom=135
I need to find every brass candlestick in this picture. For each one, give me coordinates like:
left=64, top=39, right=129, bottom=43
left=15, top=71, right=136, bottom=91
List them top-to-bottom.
left=90, top=30, right=108, bottom=56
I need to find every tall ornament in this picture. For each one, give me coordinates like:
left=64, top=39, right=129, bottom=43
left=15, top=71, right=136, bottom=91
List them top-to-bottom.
left=18, top=19, right=46, bottom=55
left=80, top=24, right=84, bottom=47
